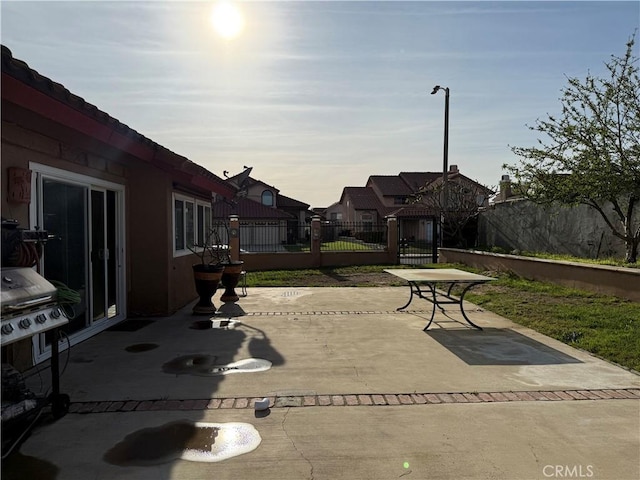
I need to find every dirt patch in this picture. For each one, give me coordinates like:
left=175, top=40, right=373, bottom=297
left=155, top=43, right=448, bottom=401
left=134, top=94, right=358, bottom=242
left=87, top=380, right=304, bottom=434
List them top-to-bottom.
left=289, top=272, right=407, bottom=287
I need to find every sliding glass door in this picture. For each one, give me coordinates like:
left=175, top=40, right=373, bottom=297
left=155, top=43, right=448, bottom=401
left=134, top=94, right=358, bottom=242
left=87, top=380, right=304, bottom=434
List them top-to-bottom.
left=31, top=165, right=125, bottom=362
left=42, top=179, right=89, bottom=337
left=91, top=188, right=120, bottom=321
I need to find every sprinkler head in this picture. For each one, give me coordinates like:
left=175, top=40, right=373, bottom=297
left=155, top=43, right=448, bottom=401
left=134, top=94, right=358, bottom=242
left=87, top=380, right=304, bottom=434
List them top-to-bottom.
left=254, top=398, right=270, bottom=411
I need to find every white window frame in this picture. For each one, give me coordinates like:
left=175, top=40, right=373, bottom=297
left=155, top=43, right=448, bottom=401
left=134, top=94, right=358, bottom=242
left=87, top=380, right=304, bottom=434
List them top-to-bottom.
left=173, top=193, right=211, bottom=257
left=196, top=203, right=212, bottom=246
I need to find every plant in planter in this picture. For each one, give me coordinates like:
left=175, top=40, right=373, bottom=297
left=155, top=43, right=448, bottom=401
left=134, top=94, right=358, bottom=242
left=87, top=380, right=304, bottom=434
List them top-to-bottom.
left=214, top=219, right=245, bottom=304
left=188, top=224, right=230, bottom=315
left=219, top=258, right=244, bottom=303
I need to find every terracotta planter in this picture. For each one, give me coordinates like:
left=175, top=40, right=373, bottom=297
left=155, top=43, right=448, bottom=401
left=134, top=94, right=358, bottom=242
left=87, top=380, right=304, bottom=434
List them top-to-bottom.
left=220, top=261, right=244, bottom=303
left=192, top=264, right=225, bottom=315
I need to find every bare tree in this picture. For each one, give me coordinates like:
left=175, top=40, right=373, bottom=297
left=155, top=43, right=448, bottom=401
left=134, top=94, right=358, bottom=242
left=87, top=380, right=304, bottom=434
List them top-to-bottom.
left=415, top=179, right=492, bottom=248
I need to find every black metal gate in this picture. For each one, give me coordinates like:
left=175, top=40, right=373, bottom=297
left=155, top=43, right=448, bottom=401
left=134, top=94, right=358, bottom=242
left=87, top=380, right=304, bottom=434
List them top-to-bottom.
left=397, top=217, right=439, bottom=265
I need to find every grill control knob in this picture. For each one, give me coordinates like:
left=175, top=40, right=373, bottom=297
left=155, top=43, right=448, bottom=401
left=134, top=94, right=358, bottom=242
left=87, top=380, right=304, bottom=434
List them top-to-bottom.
left=50, top=307, right=61, bottom=319
left=35, top=314, right=47, bottom=324
left=19, top=318, right=32, bottom=329
left=1, top=323, right=14, bottom=335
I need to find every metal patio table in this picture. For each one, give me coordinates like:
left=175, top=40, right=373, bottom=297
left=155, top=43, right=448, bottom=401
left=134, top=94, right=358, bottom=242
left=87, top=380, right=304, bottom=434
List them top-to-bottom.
left=384, top=268, right=495, bottom=330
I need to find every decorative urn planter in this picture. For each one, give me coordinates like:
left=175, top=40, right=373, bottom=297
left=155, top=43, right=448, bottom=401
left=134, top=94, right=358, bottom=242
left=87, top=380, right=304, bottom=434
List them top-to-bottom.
left=220, top=261, right=244, bottom=303
left=192, top=263, right=225, bottom=315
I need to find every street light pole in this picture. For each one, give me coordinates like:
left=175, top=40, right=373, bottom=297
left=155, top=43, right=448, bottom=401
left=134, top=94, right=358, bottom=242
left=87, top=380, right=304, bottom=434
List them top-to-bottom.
left=431, top=85, right=449, bottom=249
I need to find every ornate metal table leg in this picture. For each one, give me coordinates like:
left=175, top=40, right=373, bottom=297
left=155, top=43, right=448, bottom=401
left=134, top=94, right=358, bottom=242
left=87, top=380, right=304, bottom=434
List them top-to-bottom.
left=397, top=281, right=415, bottom=310
left=459, top=282, right=483, bottom=330
left=422, top=283, right=438, bottom=331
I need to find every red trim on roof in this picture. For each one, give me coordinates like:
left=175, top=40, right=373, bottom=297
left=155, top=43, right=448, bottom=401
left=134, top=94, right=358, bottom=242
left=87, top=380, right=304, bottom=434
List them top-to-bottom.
left=2, top=47, right=236, bottom=199
left=2, top=73, right=155, bottom=160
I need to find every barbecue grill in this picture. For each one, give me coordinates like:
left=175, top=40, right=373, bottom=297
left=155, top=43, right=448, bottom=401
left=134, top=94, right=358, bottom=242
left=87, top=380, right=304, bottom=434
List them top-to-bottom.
left=1, top=223, right=71, bottom=430
left=1, top=266, right=71, bottom=423
left=1, top=267, right=67, bottom=346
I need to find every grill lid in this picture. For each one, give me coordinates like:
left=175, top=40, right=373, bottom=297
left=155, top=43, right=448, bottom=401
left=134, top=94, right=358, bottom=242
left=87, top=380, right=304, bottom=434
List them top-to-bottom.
left=1, top=267, right=57, bottom=313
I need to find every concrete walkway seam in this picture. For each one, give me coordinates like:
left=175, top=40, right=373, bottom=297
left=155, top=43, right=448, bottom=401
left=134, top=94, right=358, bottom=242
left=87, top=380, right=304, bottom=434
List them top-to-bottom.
left=244, top=310, right=437, bottom=316
left=67, top=388, right=640, bottom=414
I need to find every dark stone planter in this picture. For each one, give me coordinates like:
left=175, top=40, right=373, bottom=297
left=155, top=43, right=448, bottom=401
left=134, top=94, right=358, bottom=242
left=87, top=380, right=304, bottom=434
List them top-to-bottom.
left=220, top=261, right=244, bottom=303
left=192, top=264, right=225, bottom=315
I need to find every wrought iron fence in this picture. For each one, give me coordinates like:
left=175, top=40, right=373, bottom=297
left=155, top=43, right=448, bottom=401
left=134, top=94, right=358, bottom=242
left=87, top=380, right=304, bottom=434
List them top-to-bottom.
left=233, top=221, right=388, bottom=253
left=238, top=221, right=311, bottom=253
left=320, top=221, right=387, bottom=252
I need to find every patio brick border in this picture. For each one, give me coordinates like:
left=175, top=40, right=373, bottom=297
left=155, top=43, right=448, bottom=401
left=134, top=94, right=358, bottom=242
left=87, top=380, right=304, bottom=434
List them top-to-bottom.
left=244, top=310, right=434, bottom=316
left=67, top=388, right=640, bottom=414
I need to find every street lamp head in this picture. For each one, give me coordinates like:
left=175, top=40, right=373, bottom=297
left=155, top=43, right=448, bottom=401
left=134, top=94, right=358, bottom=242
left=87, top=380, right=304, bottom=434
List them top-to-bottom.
left=430, top=85, right=441, bottom=95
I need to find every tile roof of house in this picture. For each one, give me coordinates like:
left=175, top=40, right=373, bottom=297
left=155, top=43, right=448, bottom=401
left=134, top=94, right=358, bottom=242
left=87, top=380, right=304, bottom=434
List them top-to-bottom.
left=1, top=45, right=235, bottom=198
left=366, top=172, right=446, bottom=197
left=398, top=172, right=442, bottom=192
left=427, top=172, right=494, bottom=195
left=224, top=173, right=311, bottom=210
left=366, top=175, right=414, bottom=196
left=340, top=187, right=387, bottom=215
left=277, top=193, right=310, bottom=209
left=212, top=197, right=294, bottom=220
left=388, top=205, right=438, bottom=218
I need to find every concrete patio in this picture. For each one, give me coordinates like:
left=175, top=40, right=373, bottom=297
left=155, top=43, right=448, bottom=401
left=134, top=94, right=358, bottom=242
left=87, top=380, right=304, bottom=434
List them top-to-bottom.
left=5, top=286, right=640, bottom=479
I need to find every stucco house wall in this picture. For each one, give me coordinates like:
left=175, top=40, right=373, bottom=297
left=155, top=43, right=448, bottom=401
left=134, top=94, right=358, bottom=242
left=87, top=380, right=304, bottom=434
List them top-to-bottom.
left=2, top=45, right=235, bottom=369
left=1, top=92, right=227, bottom=317
left=325, top=202, right=344, bottom=221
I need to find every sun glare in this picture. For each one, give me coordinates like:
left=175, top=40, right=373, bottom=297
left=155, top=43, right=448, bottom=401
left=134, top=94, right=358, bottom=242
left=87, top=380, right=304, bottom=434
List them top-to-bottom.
left=211, top=2, right=245, bottom=40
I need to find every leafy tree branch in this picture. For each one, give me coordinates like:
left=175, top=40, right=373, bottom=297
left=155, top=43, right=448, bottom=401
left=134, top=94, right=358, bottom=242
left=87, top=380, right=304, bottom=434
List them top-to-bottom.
left=505, top=34, right=640, bottom=262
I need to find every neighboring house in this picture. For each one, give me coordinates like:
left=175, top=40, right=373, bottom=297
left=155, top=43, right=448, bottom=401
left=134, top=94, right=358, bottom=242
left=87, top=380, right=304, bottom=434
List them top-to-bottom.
left=1, top=46, right=234, bottom=366
left=334, top=166, right=491, bottom=244
left=420, top=166, right=493, bottom=209
left=212, top=172, right=312, bottom=250
left=365, top=172, right=440, bottom=243
left=366, top=172, right=439, bottom=208
left=337, top=185, right=434, bottom=242
left=339, top=187, right=387, bottom=224
left=211, top=197, right=294, bottom=251
left=323, top=203, right=341, bottom=221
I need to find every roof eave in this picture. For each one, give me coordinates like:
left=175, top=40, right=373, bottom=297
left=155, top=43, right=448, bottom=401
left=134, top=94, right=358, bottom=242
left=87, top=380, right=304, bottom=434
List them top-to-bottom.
left=2, top=56, right=235, bottom=199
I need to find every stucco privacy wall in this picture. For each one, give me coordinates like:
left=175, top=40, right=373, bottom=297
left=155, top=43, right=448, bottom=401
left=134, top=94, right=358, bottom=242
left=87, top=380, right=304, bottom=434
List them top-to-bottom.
left=477, top=198, right=636, bottom=259
left=439, top=248, right=640, bottom=302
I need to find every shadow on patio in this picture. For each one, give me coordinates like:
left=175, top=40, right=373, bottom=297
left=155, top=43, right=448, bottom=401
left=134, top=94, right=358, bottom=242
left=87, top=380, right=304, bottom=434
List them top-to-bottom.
left=426, top=327, right=583, bottom=365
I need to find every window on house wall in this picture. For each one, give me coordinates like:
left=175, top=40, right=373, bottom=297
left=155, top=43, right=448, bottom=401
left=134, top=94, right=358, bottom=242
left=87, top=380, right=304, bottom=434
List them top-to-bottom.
left=261, top=190, right=274, bottom=206
left=174, top=193, right=212, bottom=255
left=394, top=196, right=406, bottom=205
left=175, top=199, right=185, bottom=250
left=185, top=201, right=195, bottom=247
left=197, top=204, right=212, bottom=245
left=362, top=213, right=373, bottom=232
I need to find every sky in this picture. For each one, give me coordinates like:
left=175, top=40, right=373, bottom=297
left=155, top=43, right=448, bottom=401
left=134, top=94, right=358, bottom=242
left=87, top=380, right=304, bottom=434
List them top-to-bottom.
left=1, top=1, right=639, bottom=208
